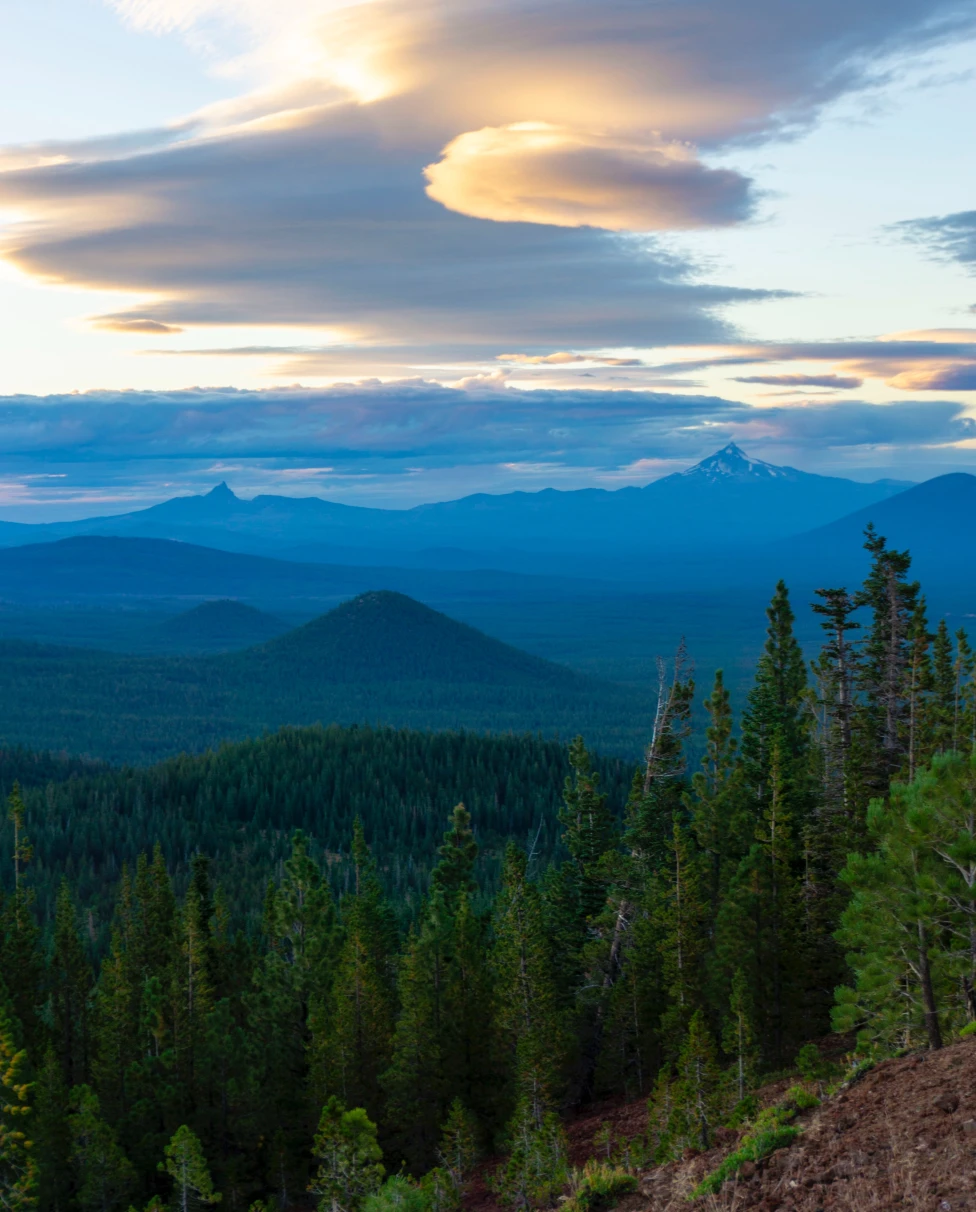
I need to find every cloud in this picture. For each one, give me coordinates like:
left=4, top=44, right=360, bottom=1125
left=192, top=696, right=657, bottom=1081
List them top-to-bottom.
left=0, top=0, right=972, bottom=363
left=0, top=107, right=766, bottom=352
left=423, top=124, right=753, bottom=230
left=894, top=209, right=976, bottom=268
left=91, top=316, right=184, bottom=335
left=649, top=333, right=976, bottom=390
left=497, top=352, right=643, bottom=366
left=883, top=364, right=976, bottom=390
left=733, top=373, right=864, bottom=388
left=0, top=383, right=970, bottom=470
left=737, top=399, right=976, bottom=447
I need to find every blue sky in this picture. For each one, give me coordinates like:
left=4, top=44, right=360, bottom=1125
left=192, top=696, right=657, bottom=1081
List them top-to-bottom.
left=0, top=0, right=975, bottom=517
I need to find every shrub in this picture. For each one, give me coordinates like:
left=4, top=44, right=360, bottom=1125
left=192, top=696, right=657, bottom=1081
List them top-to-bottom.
left=688, top=1089, right=817, bottom=1200
left=562, top=1162, right=637, bottom=1212
left=362, top=1177, right=426, bottom=1212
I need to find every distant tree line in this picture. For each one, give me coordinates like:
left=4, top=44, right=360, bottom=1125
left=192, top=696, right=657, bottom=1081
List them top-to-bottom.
left=1, top=524, right=975, bottom=1209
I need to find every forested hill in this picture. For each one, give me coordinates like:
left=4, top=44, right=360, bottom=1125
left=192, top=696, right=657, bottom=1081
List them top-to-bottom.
left=0, top=591, right=651, bottom=762
left=0, top=724, right=635, bottom=936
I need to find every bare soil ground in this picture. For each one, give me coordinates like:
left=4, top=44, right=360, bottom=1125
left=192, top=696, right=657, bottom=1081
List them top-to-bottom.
left=466, top=1036, right=976, bottom=1212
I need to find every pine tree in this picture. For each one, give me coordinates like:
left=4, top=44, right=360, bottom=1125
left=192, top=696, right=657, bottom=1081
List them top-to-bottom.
left=855, top=526, right=920, bottom=796
left=739, top=580, right=809, bottom=833
left=811, top=587, right=860, bottom=830
left=905, top=598, right=933, bottom=781
left=931, top=619, right=956, bottom=755
left=954, top=629, right=975, bottom=754
left=586, top=647, right=693, bottom=1099
left=689, top=671, right=741, bottom=924
left=558, top=739, right=618, bottom=929
left=897, top=752, right=976, bottom=1022
left=834, top=777, right=947, bottom=1052
left=1, top=787, right=43, bottom=1057
left=7, top=787, right=32, bottom=896
left=429, top=806, right=478, bottom=908
left=652, top=815, right=707, bottom=1054
left=313, top=823, right=395, bottom=1121
left=491, top=846, right=564, bottom=1122
left=173, top=869, right=214, bottom=1109
left=50, top=881, right=93, bottom=1090
left=440, top=893, right=499, bottom=1134
left=382, top=912, right=449, bottom=1173
left=721, top=969, right=756, bottom=1106
left=0, top=1000, right=37, bottom=1212
left=672, top=1011, right=723, bottom=1152
left=32, top=1050, right=71, bottom=1212
left=68, top=1086, right=136, bottom=1212
left=308, top=1098, right=384, bottom=1212
left=490, top=1098, right=567, bottom=1211
left=437, top=1100, right=479, bottom=1190
left=161, top=1125, right=221, bottom=1212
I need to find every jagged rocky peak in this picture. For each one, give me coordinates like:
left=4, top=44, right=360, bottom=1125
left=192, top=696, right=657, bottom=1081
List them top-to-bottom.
left=679, top=441, right=798, bottom=482
left=205, top=481, right=240, bottom=502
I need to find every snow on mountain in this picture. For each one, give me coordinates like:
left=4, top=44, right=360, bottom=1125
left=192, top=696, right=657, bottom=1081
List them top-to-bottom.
left=675, top=442, right=799, bottom=482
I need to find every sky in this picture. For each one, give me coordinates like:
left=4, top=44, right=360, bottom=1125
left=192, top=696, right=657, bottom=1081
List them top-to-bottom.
left=1, top=0, right=975, bottom=518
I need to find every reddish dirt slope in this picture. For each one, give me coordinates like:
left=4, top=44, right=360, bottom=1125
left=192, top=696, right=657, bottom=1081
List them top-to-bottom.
left=466, top=1038, right=976, bottom=1212
left=642, top=1039, right=976, bottom=1210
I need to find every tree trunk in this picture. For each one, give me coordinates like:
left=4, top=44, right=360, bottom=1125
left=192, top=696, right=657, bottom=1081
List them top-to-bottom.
left=917, top=920, right=943, bottom=1050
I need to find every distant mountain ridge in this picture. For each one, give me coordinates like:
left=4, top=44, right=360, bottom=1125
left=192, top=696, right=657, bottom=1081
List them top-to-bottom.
left=0, top=444, right=912, bottom=571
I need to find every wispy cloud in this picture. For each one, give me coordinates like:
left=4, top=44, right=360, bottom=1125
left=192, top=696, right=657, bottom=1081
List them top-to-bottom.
left=1, top=0, right=973, bottom=368
left=893, top=209, right=976, bottom=269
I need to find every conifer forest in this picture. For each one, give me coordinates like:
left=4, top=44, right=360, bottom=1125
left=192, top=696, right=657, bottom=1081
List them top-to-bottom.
left=3, top=524, right=976, bottom=1210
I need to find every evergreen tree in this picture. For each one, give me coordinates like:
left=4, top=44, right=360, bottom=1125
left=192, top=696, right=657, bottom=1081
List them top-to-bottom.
left=855, top=526, right=919, bottom=795
left=739, top=580, right=809, bottom=832
left=811, top=587, right=863, bottom=836
left=716, top=588, right=809, bottom=1065
left=905, top=598, right=933, bottom=781
left=931, top=619, right=956, bottom=755
left=954, top=629, right=975, bottom=753
left=587, top=647, right=693, bottom=1100
left=688, top=671, right=740, bottom=924
left=558, top=739, right=618, bottom=929
left=834, top=778, right=947, bottom=1052
left=7, top=786, right=32, bottom=896
left=429, top=806, right=478, bottom=908
left=651, top=815, right=707, bottom=1053
left=313, top=824, right=395, bottom=1121
left=491, top=846, right=564, bottom=1121
left=50, top=881, right=93, bottom=1091
left=440, top=893, right=499, bottom=1133
left=382, top=912, right=449, bottom=1173
left=721, top=969, right=756, bottom=1105
left=0, top=1000, right=37, bottom=1212
left=672, top=1010, right=723, bottom=1152
left=32, top=1051, right=71, bottom=1212
left=68, top=1086, right=135, bottom=1212
left=308, top=1098, right=384, bottom=1212
left=490, top=1099, right=567, bottom=1211
left=437, top=1100, right=479, bottom=1190
left=161, top=1125, right=221, bottom=1212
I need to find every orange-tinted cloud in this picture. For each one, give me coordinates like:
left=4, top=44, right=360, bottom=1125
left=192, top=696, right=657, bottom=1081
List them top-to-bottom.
left=424, top=124, right=752, bottom=230
left=92, top=316, right=184, bottom=334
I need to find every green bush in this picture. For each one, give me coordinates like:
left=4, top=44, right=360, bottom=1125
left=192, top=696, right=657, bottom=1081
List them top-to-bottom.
left=688, top=1089, right=817, bottom=1200
left=563, top=1162, right=637, bottom=1212
left=363, top=1177, right=427, bottom=1212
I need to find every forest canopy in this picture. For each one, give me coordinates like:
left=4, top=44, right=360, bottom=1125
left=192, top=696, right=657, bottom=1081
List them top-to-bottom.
left=1, top=525, right=975, bottom=1210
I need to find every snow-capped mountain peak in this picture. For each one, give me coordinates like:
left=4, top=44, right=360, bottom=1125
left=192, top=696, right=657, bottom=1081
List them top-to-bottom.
left=678, top=442, right=799, bottom=483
